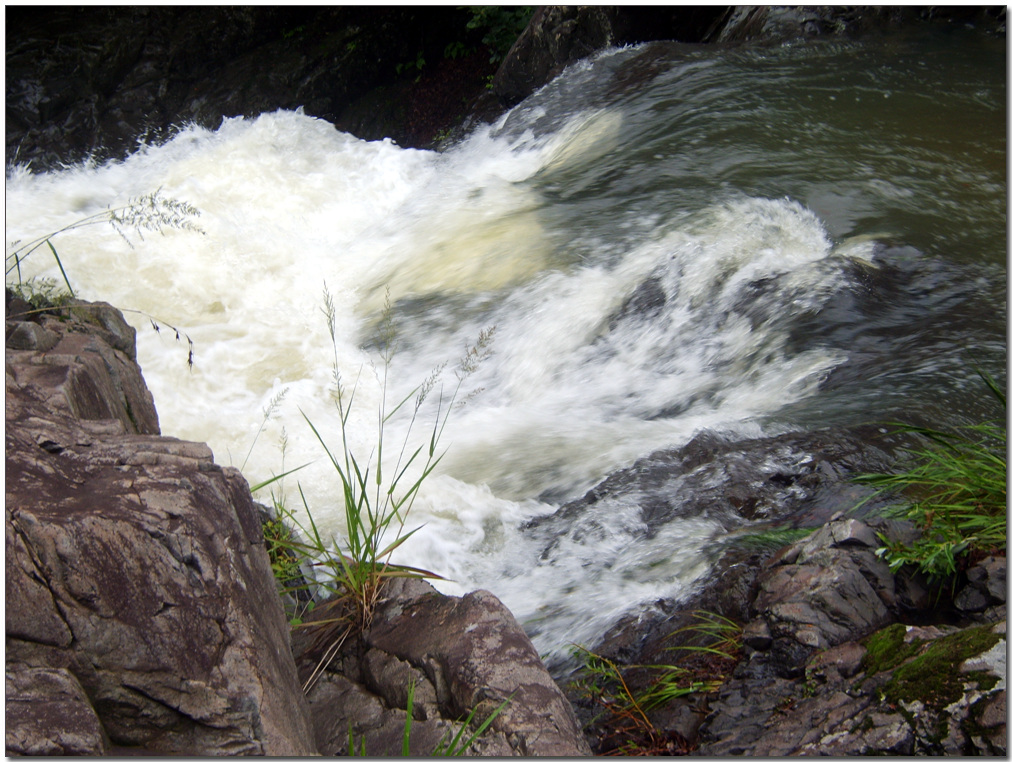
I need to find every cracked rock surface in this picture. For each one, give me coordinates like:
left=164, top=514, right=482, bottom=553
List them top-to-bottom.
left=5, top=296, right=316, bottom=755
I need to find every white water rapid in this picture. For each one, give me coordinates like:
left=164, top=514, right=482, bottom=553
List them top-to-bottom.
left=6, top=33, right=1004, bottom=662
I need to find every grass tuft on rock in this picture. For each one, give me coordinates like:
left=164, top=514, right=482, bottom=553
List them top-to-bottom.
left=253, top=286, right=494, bottom=692
left=856, top=371, right=1006, bottom=582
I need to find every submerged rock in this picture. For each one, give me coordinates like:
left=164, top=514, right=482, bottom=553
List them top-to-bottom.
left=527, top=424, right=907, bottom=567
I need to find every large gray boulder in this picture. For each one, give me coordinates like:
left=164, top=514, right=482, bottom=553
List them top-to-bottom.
left=5, top=298, right=317, bottom=755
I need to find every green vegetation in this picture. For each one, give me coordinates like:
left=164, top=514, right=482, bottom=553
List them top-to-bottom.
left=464, top=6, right=534, bottom=63
left=443, top=40, right=470, bottom=60
left=395, top=50, right=427, bottom=77
left=6, top=277, right=74, bottom=312
left=253, top=287, right=494, bottom=691
left=856, top=372, right=1006, bottom=582
left=261, top=496, right=317, bottom=628
left=722, top=525, right=814, bottom=552
left=665, top=610, right=743, bottom=662
left=571, top=611, right=742, bottom=755
left=861, top=623, right=922, bottom=678
left=862, top=623, right=1001, bottom=710
left=571, top=647, right=695, bottom=755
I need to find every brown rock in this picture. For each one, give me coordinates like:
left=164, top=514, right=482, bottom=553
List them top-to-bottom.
left=5, top=299, right=317, bottom=756
left=6, top=303, right=159, bottom=435
left=364, top=578, right=592, bottom=756
left=6, top=667, right=109, bottom=755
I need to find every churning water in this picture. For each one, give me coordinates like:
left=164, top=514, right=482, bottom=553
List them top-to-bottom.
left=6, top=28, right=1005, bottom=661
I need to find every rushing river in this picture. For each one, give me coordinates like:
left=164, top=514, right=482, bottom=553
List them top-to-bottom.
left=6, top=28, right=1005, bottom=662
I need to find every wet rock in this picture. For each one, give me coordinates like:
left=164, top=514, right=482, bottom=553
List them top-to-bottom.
left=491, top=6, right=618, bottom=108
left=715, top=6, right=1005, bottom=44
left=716, top=6, right=907, bottom=43
left=492, top=7, right=738, bottom=108
left=610, top=275, right=667, bottom=328
left=528, top=426, right=905, bottom=561
left=548, top=426, right=912, bottom=685
left=957, top=556, right=1007, bottom=614
left=696, top=616, right=1007, bottom=755
left=741, top=618, right=772, bottom=651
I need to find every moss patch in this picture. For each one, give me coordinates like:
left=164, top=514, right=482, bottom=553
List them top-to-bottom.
left=861, top=623, right=922, bottom=677
left=864, top=624, right=1002, bottom=710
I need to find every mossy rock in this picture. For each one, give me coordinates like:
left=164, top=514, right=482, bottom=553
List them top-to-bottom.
left=862, top=623, right=1002, bottom=710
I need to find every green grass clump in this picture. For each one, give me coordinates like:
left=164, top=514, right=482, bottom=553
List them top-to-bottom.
left=6, top=277, right=74, bottom=312
left=252, top=286, right=495, bottom=691
left=856, top=372, right=1006, bottom=582
left=722, top=525, right=815, bottom=552
left=571, top=611, right=742, bottom=755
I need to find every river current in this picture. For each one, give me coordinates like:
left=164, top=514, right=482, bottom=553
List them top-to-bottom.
left=5, top=28, right=1005, bottom=661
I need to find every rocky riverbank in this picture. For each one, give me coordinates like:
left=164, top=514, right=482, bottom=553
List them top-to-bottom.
left=5, top=8, right=1007, bottom=755
left=7, top=295, right=1005, bottom=756
left=547, top=422, right=1006, bottom=755
left=574, top=515, right=1006, bottom=755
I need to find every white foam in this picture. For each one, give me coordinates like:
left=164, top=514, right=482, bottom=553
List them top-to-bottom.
left=6, top=109, right=850, bottom=658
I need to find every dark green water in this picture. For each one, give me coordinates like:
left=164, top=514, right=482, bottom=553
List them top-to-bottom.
left=498, top=26, right=1006, bottom=431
